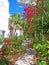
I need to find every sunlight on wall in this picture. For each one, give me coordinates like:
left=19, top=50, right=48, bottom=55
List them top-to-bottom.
left=0, top=0, right=10, bottom=37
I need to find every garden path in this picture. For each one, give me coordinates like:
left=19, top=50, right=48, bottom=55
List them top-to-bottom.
left=14, top=40, right=36, bottom=65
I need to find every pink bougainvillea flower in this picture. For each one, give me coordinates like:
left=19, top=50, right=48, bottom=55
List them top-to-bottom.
left=23, top=4, right=38, bottom=19
left=24, top=7, right=28, bottom=12
left=28, top=11, right=33, bottom=17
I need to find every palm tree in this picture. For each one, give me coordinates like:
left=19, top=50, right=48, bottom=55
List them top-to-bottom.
left=9, top=14, right=25, bottom=36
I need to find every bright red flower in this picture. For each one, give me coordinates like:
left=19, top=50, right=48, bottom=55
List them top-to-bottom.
left=23, top=4, right=38, bottom=19
left=24, top=5, right=32, bottom=12
left=24, top=7, right=28, bottom=12
left=28, top=12, right=33, bottom=17
left=4, top=39, right=12, bottom=45
left=6, top=40, right=12, bottom=45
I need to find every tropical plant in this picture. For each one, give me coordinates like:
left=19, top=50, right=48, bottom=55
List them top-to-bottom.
left=23, top=0, right=49, bottom=65
left=23, top=0, right=49, bottom=38
left=9, top=13, right=25, bottom=29
left=9, top=14, right=20, bottom=23
left=0, top=34, right=4, bottom=44
left=0, top=35, right=24, bottom=65
left=3, top=36, right=23, bottom=55
left=0, top=58, right=8, bottom=65
left=36, top=59, right=47, bottom=65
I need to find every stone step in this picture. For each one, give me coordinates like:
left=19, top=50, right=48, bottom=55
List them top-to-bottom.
left=14, top=48, right=36, bottom=65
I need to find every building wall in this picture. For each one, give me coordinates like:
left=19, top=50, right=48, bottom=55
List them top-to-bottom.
left=0, top=0, right=10, bottom=37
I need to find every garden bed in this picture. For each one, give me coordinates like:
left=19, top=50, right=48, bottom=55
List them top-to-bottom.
left=7, top=49, right=26, bottom=65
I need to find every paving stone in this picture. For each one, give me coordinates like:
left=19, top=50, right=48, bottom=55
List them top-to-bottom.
left=14, top=40, right=36, bottom=65
left=14, top=48, right=36, bottom=65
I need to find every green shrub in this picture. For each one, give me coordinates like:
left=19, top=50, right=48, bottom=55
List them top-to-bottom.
left=0, top=58, right=8, bottom=65
left=36, top=59, right=47, bottom=65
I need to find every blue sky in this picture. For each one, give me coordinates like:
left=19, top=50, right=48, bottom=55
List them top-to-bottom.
left=9, top=0, right=26, bottom=15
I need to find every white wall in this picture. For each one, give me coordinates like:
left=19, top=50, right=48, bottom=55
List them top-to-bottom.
left=0, top=0, right=10, bottom=37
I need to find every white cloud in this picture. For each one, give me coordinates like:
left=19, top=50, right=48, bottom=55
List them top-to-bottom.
left=17, top=0, right=20, bottom=2
left=19, top=5, right=23, bottom=7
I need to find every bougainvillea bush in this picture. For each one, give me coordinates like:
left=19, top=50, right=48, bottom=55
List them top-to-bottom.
left=23, top=0, right=49, bottom=65
left=23, top=0, right=49, bottom=38
left=23, top=3, right=38, bottom=38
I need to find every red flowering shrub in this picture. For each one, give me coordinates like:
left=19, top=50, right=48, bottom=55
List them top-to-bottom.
left=23, top=4, right=38, bottom=19
left=4, top=38, right=12, bottom=45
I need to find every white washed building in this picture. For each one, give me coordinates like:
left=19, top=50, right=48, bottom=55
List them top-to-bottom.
left=0, top=0, right=10, bottom=37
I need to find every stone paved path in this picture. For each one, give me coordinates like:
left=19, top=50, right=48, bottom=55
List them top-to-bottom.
left=14, top=40, right=36, bottom=65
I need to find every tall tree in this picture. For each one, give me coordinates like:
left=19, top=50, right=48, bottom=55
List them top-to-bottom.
left=9, top=13, right=25, bottom=36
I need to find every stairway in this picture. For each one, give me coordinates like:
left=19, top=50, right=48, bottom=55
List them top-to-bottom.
left=14, top=40, right=36, bottom=65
